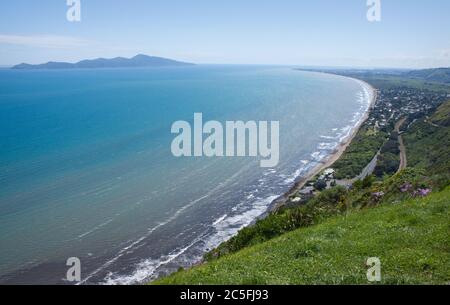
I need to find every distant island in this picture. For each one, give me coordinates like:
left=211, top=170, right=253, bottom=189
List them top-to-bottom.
left=11, top=54, right=195, bottom=70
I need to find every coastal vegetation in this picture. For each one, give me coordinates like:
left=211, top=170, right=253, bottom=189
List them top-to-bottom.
left=301, top=68, right=450, bottom=92
left=405, top=68, right=450, bottom=84
left=154, top=72, right=450, bottom=285
left=332, top=72, right=448, bottom=179
left=347, top=75, right=450, bottom=93
left=403, top=101, right=450, bottom=189
left=332, top=124, right=387, bottom=179
left=373, top=130, right=400, bottom=177
left=199, top=165, right=442, bottom=263
left=156, top=185, right=450, bottom=284
left=204, top=186, right=348, bottom=261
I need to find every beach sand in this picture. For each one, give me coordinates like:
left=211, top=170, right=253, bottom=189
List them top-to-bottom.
left=269, top=77, right=377, bottom=212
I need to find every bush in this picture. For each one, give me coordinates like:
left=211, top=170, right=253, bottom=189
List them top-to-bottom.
left=333, top=125, right=387, bottom=179
left=374, top=152, right=400, bottom=177
left=314, top=179, right=327, bottom=191
left=205, top=186, right=348, bottom=261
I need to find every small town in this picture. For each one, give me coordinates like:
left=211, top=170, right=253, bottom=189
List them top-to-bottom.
left=284, top=84, right=450, bottom=206
left=369, top=88, right=449, bottom=131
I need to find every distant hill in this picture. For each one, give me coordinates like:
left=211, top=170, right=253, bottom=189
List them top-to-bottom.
left=12, top=54, right=194, bottom=70
left=296, top=67, right=450, bottom=87
left=405, top=68, right=450, bottom=84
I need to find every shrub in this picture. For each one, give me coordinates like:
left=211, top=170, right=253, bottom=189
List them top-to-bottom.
left=314, top=179, right=327, bottom=191
left=205, top=186, right=348, bottom=261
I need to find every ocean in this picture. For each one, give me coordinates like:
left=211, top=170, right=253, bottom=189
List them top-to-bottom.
left=0, top=65, right=372, bottom=284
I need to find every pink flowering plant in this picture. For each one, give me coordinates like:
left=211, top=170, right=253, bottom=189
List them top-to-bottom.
left=413, top=188, right=432, bottom=197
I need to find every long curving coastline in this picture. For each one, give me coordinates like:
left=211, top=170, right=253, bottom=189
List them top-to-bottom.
left=0, top=67, right=377, bottom=285
left=114, top=70, right=378, bottom=285
left=150, top=73, right=377, bottom=283
left=149, top=74, right=378, bottom=283
left=268, top=74, right=377, bottom=212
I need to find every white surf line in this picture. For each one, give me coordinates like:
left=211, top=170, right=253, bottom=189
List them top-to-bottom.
left=76, top=159, right=226, bottom=242
left=79, top=162, right=252, bottom=284
left=78, top=194, right=209, bottom=285
left=120, top=194, right=279, bottom=285
left=212, top=214, right=228, bottom=226
left=77, top=218, right=115, bottom=239
left=103, top=230, right=211, bottom=285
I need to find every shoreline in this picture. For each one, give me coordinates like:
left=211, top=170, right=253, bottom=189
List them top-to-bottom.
left=143, top=72, right=378, bottom=284
left=144, top=73, right=378, bottom=284
left=147, top=73, right=378, bottom=284
left=148, top=73, right=378, bottom=283
left=268, top=74, right=377, bottom=212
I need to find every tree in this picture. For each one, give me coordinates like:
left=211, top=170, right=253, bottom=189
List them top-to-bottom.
left=314, top=179, right=327, bottom=191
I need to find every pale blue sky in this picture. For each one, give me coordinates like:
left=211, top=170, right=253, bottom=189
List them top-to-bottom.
left=1, top=0, right=449, bottom=68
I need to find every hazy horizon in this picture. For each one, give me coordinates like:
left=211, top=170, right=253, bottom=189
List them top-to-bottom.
left=1, top=1, right=450, bottom=69
left=4, top=53, right=449, bottom=70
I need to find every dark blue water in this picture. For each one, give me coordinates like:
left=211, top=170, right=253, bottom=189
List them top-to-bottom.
left=0, top=66, right=372, bottom=284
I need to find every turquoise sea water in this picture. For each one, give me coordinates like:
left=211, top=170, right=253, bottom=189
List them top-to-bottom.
left=0, top=66, right=371, bottom=284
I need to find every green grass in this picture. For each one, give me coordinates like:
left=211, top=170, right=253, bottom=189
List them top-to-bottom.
left=153, top=92, right=450, bottom=286
left=403, top=101, right=450, bottom=188
left=431, top=101, right=450, bottom=126
left=333, top=125, right=387, bottom=179
left=201, top=169, right=436, bottom=262
left=203, top=186, right=348, bottom=261
left=155, top=187, right=450, bottom=285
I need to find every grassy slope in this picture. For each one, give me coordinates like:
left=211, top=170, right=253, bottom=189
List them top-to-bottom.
left=154, top=95, right=450, bottom=286
left=403, top=101, right=450, bottom=186
left=432, top=101, right=450, bottom=126
left=156, top=187, right=450, bottom=285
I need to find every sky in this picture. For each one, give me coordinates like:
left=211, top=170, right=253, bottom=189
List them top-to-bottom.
left=0, top=0, right=449, bottom=68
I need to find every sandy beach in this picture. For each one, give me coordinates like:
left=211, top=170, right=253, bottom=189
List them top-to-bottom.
left=270, top=76, right=377, bottom=212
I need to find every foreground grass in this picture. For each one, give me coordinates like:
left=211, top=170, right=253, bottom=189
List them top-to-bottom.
left=155, top=187, right=450, bottom=285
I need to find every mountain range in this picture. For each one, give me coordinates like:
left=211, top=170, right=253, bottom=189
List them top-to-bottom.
left=12, top=54, right=194, bottom=70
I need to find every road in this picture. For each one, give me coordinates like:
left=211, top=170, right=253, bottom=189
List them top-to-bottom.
left=395, top=118, right=408, bottom=173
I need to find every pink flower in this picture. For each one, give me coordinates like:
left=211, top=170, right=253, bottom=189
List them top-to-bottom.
left=413, top=188, right=432, bottom=197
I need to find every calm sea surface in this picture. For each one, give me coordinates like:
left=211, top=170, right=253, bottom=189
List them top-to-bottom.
left=0, top=66, right=371, bottom=284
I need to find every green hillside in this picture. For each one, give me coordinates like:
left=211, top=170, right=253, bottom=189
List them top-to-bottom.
left=406, top=68, right=450, bottom=84
left=154, top=100, right=450, bottom=286
left=403, top=101, right=450, bottom=186
left=431, top=101, right=450, bottom=126
left=156, top=187, right=450, bottom=285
